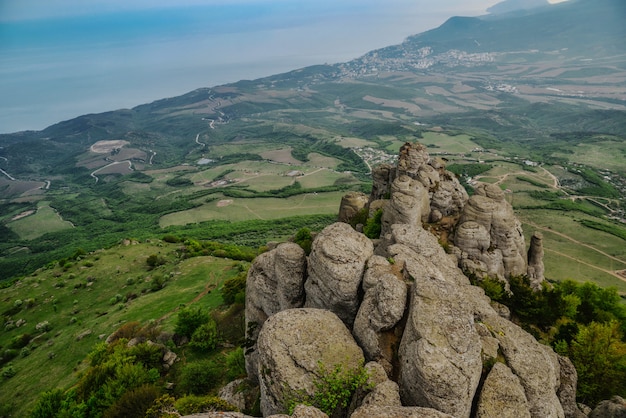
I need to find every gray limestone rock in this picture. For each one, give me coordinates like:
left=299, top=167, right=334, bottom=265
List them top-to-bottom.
left=394, top=142, right=467, bottom=218
left=396, top=142, right=430, bottom=179
left=370, top=163, right=395, bottom=202
left=430, top=171, right=468, bottom=217
left=380, top=175, right=430, bottom=236
left=455, top=183, right=527, bottom=281
left=338, top=192, right=370, bottom=224
left=304, top=222, right=374, bottom=327
left=527, top=232, right=546, bottom=290
left=245, top=242, right=307, bottom=380
left=353, top=256, right=407, bottom=372
left=398, top=267, right=482, bottom=418
left=469, top=285, right=565, bottom=418
left=256, top=309, right=365, bottom=417
left=557, top=355, right=587, bottom=418
left=475, top=362, right=532, bottom=418
left=589, top=396, right=626, bottom=418
left=267, top=405, right=329, bottom=418
left=350, top=406, right=455, bottom=418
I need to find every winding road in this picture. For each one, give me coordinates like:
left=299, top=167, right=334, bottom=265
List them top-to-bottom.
left=90, top=160, right=133, bottom=183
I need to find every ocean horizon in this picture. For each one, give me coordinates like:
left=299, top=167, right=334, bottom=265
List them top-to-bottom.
left=0, top=2, right=489, bottom=134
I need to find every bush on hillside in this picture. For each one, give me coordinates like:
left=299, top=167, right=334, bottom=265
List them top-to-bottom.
left=175, top=306, right=210, bottom=339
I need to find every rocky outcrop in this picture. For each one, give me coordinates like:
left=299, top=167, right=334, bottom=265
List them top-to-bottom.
left=393, top=142, right=468, bottom=218
left=240, top=143, right=572, bottom=418
left=370, top=163, right=395, bottom=202
left=380, top=175, right=430, bottom=236
left=454, top=183, right=527, bottom=282
left=338, top=192, right=369, bottom=224
left=304, top=222, right=373, bottom=327
left=527, top=232, right=545, bottom=290
left=245, top=243, right=307, bottom=378
left=397, top=255, right=482, bottom=418
left=353, top=256, right=407, bottom=373
left=469, top=285, right=565, bottom=418
left=256, top=309, right=364, bottom=417
left=557, top=356, right=587, bottom=418
left=353, top=361, right=454, bottom=418
left=475, top=362, right=532, bottom=418
left=589, top=396, right=626, bottom=418
left=268, top=405, right=330, bottom=418
left=350, top=406, right=455, bottom=418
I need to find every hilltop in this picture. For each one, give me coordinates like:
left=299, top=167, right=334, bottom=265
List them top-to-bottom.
left=0, top=0, right=625, bottom=294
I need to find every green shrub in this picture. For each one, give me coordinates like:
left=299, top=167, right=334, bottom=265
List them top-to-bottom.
left=363, top=209, right=383, bottom=239
left=294, top=227, right=313, bottom=255
left=162, top=234, right=181, bottom=243
left=146, top=254, right=166, bottom=268
left=222, top=272, right=247, bottom=305
left=150, top=274, right=168, bottom=292
left=175, top=307, right=210, bottom=339
left=189, top=319, right=220, bottom=352
left=106, top=321, right=143, bottom=343
left=567, top=321, right=626, bottom=406
left=9, top=333, right=32, bottom=349
left=128, top=343, right=165, bottom=371
left=225, top=347, right=247, bottom=380
left=177, top=360, right=222, bottom=396
left=286, top=362, right=371, bottom=416
left=1, top=364, right=17, bottom=379
left=103, top=384, right=161, bottom=418
left=29, top=389, right=65, bottom=418
left=145, top=394, right=177, bottom=418
left=174, top=395, right=238, bottom=414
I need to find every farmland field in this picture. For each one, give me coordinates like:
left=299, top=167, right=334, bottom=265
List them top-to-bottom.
left=159, top=191, right=343, bottom=226
left=8, top=201, right=74, bottom=240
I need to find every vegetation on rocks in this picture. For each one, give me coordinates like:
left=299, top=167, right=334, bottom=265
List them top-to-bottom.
left=472, top=274, right=626, bottom=406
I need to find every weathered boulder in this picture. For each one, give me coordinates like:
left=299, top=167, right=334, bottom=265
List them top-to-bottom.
left=393, top=142, right=468, bottom=218
left=396, top=142, right=430, bottom=179
left=370, top=163, right=395, bottom=202
left=430, top=171, right=468, bottom=217
left=380, top=175, right=430, bottom=236
left=454, top=183, right=527, bottom=281
left=338, top=192, right=369, bottom=224
left=304, top=223, right=373, bottom=327
left=378, top=223, right=470, bottom=288
left=381, top=230, right=482, bottom=418
left=527, top=232, right=546, bottom=290
left=245, top=243, right=307, bottom=379
left=353, top=256, right=407, bottom=373
left=398, top=270, right=483, bottom=418
left=469, top=285, right=565, bottom=418
left=256, top=309, right=365, bottom=417
left=557, top=355, right=587, bottom=418
left=358, top=361, right=402, bottom=409
left=475, top=362, right=532, bottom=418
left=218, top=379, right=260, bottom=415
left=589, top=396, right=626, bottom=418
left=267, top=404, right=329, bottom=418
left=350, top=406, right=455, bottom=418
left=181, top=413, right=254, bottom=418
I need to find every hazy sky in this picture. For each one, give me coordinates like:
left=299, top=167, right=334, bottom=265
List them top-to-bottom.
left=0, top=0, right=570, bottom=133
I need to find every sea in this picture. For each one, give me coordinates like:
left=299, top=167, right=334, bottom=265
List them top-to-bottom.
left=0, top=2, right=485, bottom=134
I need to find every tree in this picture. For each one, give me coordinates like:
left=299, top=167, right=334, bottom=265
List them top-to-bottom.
left=175, top=306, right=210, bottom=339
left=568, top=321, right=626, bottom=406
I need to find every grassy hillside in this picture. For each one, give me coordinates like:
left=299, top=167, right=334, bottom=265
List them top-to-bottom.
left=0, top=239, right=247, bottom=416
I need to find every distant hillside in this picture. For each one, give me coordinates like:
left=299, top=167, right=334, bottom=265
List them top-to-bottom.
left=0, top=0, right=625, bottom=285
left=401, top=0, right=625, bottom=55
left=487, top=0, right=550, bottom=15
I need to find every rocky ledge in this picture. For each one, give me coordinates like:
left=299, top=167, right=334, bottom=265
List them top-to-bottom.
left=233, top=143, right=590, bottom=418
